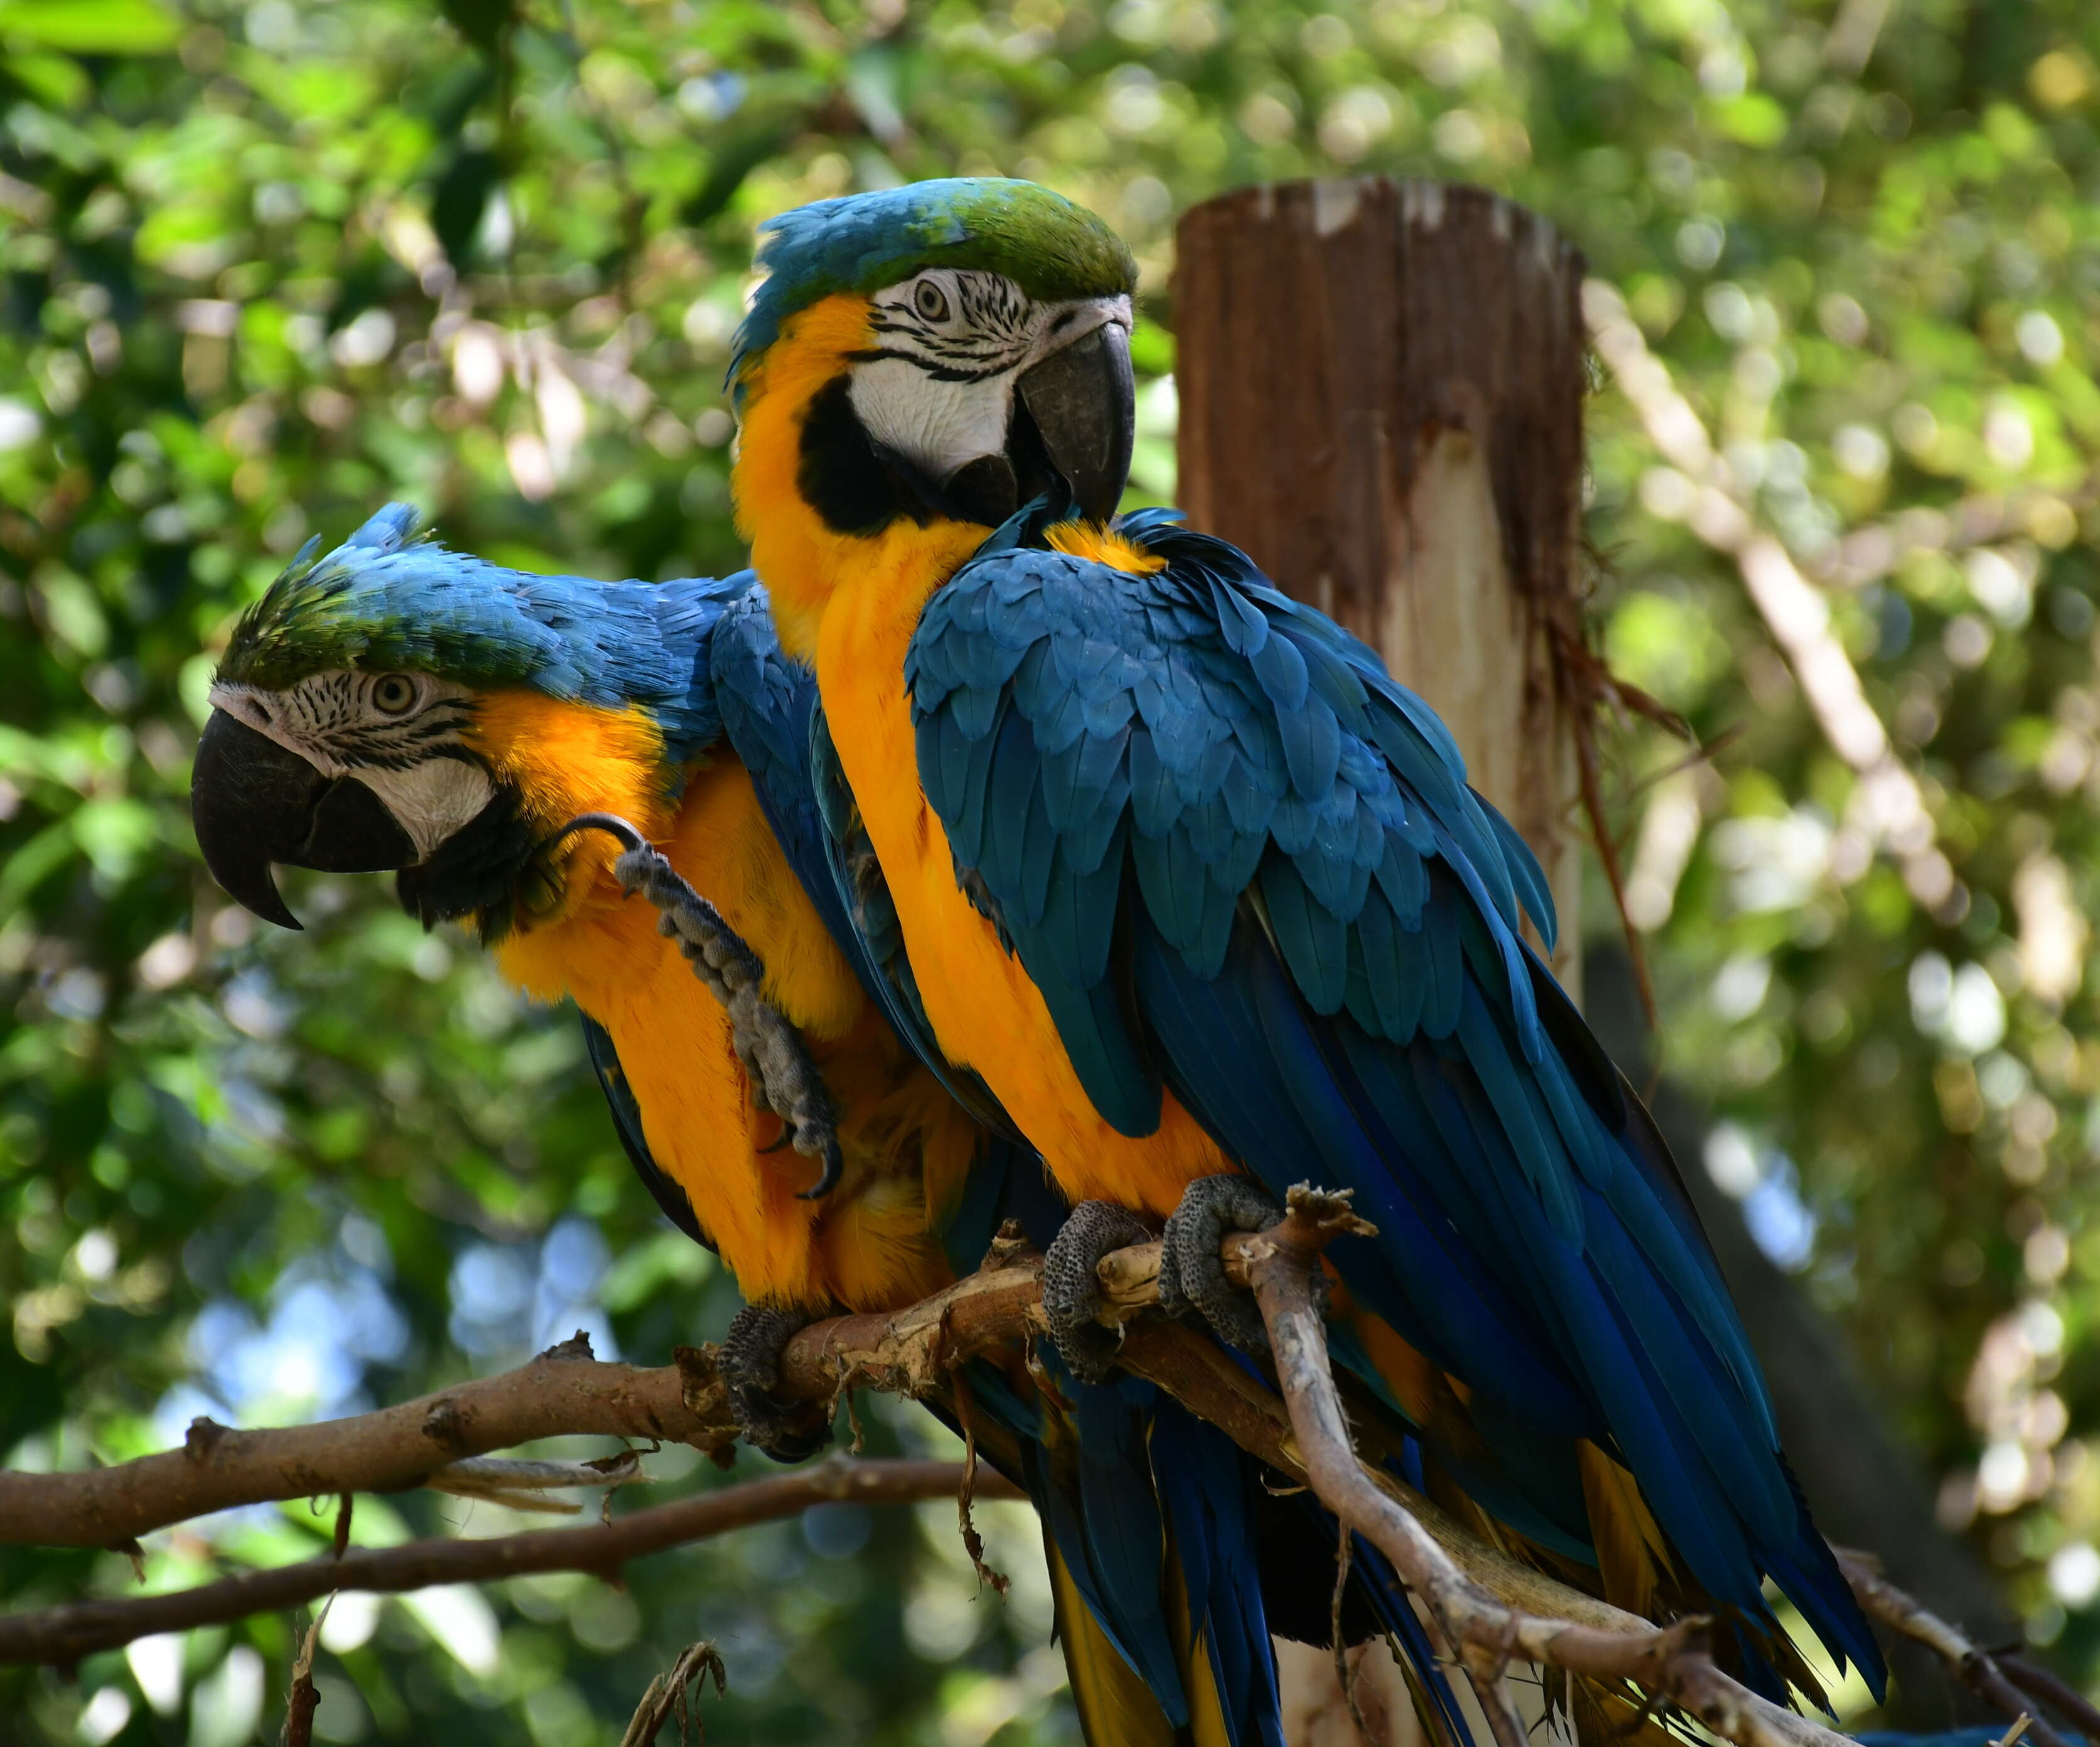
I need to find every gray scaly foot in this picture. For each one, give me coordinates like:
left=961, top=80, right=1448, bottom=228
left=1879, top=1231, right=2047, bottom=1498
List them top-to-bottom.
left=553, top=813, right=844, bottom=1199
left=1157, top=1174, right=1311, bottom=1356
left=1041, top=1201, right=1157, bottom=1385
left=718, top=1303, right=833, bottom=1463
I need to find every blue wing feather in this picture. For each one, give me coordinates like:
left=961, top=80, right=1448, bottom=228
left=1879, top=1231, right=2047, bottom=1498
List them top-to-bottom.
left=903, top=513, right=1885, bottom=1699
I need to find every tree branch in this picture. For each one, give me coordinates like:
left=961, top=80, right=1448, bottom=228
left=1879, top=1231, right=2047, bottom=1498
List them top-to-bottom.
left=6, top=1197, right=2069, bottom=1747
left=0, top=1227, right=1657, bottom=1638
left=0, top=1333, right=727, bottom=1549
left=0, top=1458, right=1015, bottom=1669
left=1838, top=1551, right=2084, bottom=1747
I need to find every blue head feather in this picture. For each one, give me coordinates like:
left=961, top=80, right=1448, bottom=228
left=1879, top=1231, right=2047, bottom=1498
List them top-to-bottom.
left=729, top=178, right=1136, bottom=398
left=216, top=505, right=749, bottom=761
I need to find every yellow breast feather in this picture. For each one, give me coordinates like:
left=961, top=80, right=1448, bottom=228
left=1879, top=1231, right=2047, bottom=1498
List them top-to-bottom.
left=1044, top=518, right=1166, bottom=575
left=811, top=538, right=1230, bottom=1219
left=488, top=738, right=965, bottom=1312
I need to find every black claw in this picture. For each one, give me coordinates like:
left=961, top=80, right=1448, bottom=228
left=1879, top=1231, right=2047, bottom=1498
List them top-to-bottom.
left=550, top=811, right=650, bottom=855
left=553, top=812, right=847, bottom=1202
left=797, top=1138, right=843, bottom=1202
left=1158, top=1174, right=1289, bottom=1357
left=1040, top=1201, right=1157, bottom=1385
left=718, top=1303, right=833, bottom=1463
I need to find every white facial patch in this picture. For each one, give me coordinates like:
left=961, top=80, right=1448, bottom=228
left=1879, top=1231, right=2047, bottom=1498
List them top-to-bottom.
left=850, top=270, right=1134, bottom=484
left=848, top=360, right=1016, bottom=483
left=207, top=671, right=490, bottom=860
left=350, top=757, right=494, bottom=858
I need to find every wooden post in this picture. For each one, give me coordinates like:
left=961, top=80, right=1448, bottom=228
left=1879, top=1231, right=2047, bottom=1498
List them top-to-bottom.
left=1174, top=177, right=1589, bottom=1742
left=1174, top=178, right=1588, bottom=999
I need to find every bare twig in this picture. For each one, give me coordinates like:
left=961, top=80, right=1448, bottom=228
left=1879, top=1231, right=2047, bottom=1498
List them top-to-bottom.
left=1243, top=1183, right=1855, bottom=1747
left=0, top=1244, right=1165, bottom=1554
left=0, top=1332, right=723, bottom=1549
left=947, top=1364, right=1008, bottom=1596
left=428, top=1450, right=648, bottom=1515
left=0, top=1458, right=1013, bottom=1669
left=1330, top=1519, right=1375, bottom=1746
left=1838, top=1551, right=2072, bottom=1747
left=280, top=1596, right=330, bottom=1747
left=619, top=1641, right=726, bottom=1747
left=1997, top=1654, right=2100, bottom=1744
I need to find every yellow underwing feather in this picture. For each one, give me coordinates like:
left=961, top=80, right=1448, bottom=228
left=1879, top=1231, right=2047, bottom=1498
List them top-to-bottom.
left=1575, top=1440, right=1675, bottom=1624
left=1043, top=1533, right=1183, bottom=1747
left=1162, top=1543, right=1237, bottom=1747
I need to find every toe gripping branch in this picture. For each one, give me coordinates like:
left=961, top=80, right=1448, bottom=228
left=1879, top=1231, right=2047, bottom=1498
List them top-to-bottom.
left=553, top=814, right=844, bottom=1200
left=1159, top=1174, right=1329, bottom=1356
left=1041, top=1201, right=1158, bottom=1386
left=718, top=1302, right=833, bottom=1463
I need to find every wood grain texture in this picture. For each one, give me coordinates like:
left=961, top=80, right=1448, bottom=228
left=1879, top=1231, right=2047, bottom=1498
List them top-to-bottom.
left=1175, top=177, right=1589, bottom=1740
left=1175, top=178, right=1587, bottom=991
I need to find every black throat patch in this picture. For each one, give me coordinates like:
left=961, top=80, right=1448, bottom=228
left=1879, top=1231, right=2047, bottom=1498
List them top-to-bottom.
left=796, top=373, right=1023, bottom=535
left=395, top=784, right=543, bottom=944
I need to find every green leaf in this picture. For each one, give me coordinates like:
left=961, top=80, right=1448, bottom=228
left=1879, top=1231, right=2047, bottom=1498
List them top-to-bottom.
left=0, top=0, right=178, bottom=53
left=1707, top=92, right=1787, bottom=147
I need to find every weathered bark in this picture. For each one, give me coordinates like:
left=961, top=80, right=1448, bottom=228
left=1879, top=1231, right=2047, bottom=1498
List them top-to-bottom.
left=1171, top=176, right=2013, bottom=1732
left=1175, top=177, right=1587, bottom=995
left=1176, top=178, right=1589, bottom=1736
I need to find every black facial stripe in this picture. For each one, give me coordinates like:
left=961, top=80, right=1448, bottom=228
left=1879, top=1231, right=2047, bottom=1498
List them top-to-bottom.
left=868, top=270, right=1035, bottom=373
left=956, top=277, right=1029, bottom=331
left=871, top=305, right=1028, bottom=343
left=863, top=319, right=1029, bottom=364
left=865, top=328, right=1025, bottom=366
left=858, top=349, right=1016, bottom=385
left=915, top=360, right=1020, bottom=383
left=275, top=675, right=473, bottom=771
left=322, top=724, right=459, bottom=769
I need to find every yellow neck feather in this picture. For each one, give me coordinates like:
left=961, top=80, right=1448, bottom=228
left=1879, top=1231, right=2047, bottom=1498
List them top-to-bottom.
left=732, top=292, right=992, bottom=662
left=462, top=690, right=674, bottom=930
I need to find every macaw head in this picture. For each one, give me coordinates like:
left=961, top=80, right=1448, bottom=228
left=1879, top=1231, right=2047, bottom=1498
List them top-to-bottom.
left=727, top=178, right=1138, bottom=649
left=192, top=504, right=726, bottom=936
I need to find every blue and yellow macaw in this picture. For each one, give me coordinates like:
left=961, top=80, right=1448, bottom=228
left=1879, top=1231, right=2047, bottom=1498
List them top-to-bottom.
left=725, top=176, right=1887, bottom=1710
left=188, top=506, right=1461, bottom=1747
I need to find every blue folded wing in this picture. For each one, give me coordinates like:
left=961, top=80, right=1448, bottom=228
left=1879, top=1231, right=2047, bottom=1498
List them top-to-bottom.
left=905, top=513, right=1884, bottom=1701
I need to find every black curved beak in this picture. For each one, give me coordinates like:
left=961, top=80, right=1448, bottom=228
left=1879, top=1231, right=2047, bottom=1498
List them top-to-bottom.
left=1015, top=321, right=1135, bottom=525
left=191, top=710, right=417, bottom=931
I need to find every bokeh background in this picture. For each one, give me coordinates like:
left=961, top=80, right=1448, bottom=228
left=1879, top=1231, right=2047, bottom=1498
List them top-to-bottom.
left=4, top=0, right=2099, bottom=1741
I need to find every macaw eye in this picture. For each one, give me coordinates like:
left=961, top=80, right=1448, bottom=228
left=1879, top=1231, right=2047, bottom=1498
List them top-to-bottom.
left=913, top=280, right=951, bottom=323
left=371, top=674, right=417, bottom=715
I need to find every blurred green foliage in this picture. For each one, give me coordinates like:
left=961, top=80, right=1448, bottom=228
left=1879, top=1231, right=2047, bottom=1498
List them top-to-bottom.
left=3, top=0, right=2099, bottom=1741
